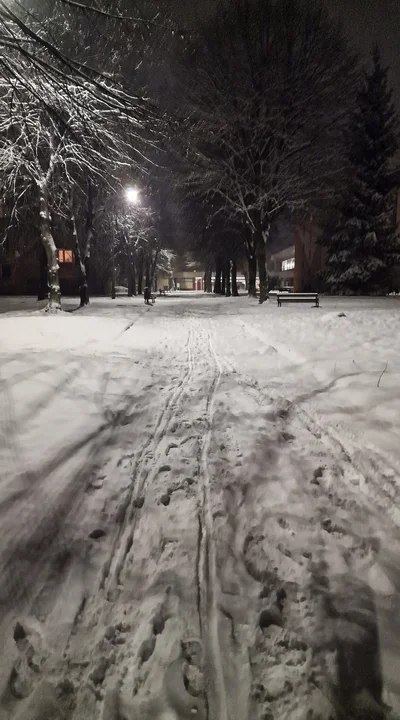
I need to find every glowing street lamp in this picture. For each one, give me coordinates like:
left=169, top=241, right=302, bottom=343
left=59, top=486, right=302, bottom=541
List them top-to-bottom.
left=125, top=187, right=140, bottom=204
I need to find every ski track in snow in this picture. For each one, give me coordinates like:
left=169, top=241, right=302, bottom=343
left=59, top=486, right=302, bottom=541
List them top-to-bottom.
left=0, top=294, right=400, bottom=719
left=198, top=332, right=226, bottom=720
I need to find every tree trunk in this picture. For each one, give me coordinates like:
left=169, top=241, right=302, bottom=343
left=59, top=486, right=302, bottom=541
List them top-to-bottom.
left=81, top=180, right=94, bottom=306
left=38, top=181, right=60, bottom=310
left=69, top=189, right=88, bottom=308
left=255, top=224, right=270, bottom=304
left=37, top=244, right=48, bottom=300
left=150, top=247, right=160, bottom=290
left=257, top=249, right=268, bottom=304
left=137, top=250, right=144, bottom=295
left=127, top=253, right=136, bottom=297
left=248, top=255, right=257, bottom=297
left=214, top=257, right=222, bottom=294
left=111, top=258, right=116, bottom=299
left=145, top=258, right=151, bottom=288
left=225, top=260, right=231, bottom=297
left=231, top=260, right=239, bottom=296
left=221, top=263, right=226, bottom=295
left=132, top=265, right=136, bottom=296
left=204, top=268, right=212, bottom=293
left=243, top=269, right=249, bottom=291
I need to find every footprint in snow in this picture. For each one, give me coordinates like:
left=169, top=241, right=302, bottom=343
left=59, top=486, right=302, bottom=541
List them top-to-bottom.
left=166, top=443, right=178, bottom=456
left=158, top=464, right=172, bottom=474
left=160, top=492, right=171, bottom=506
left=89, top=529, right=106, bottom=540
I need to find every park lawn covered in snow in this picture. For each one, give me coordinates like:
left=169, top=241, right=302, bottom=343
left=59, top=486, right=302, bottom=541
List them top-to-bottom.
left=0, top=293, right=400, bottom=720
left=230, top=296, right=400, bottom=460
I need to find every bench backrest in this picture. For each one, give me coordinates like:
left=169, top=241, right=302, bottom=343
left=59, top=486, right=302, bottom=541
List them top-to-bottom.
left=277, top=293, right=318, bottom=297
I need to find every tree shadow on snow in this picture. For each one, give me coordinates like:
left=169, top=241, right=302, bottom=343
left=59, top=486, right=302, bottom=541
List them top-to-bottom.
left=0, top=373, right=144, bottom=621
left=227, top=399, right=390, bottom=720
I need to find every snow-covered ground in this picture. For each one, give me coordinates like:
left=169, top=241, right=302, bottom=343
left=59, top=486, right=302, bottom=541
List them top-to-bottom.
left=0, top=293, right=400, bottom=720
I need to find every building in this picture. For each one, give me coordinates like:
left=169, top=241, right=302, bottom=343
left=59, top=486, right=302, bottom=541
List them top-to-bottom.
left=293, top=181, right=400, bottom=292
left=267, top=215, right=329, bottom=293
left=267, top=219, right=328, bottom=293
left=293, top=222, right=326, bottom=292
left=0, top=236, right=79, bottom=296
left=268, top=245, right=295, bottom=289
left=158, top=252, right=206, bottom=291
left=157, top=269, right=205, bottom=291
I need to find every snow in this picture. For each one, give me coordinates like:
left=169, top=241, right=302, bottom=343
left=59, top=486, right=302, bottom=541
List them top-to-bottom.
left=0, top=293, right=400, bottom=719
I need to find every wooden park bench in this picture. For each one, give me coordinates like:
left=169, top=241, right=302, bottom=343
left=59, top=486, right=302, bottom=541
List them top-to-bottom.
left=277, top=292, right=319, bottom=307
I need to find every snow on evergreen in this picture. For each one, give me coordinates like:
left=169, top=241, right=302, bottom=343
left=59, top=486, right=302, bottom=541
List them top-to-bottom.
left=323, top=45, right=400, bottom=294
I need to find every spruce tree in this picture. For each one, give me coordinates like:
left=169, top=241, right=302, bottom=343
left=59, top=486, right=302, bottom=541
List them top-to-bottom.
left=324, top=45, right=400, bottom=294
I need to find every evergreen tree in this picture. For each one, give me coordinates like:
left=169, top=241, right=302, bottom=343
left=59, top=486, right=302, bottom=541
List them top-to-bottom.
left=323, top=45, right=400, bottom=294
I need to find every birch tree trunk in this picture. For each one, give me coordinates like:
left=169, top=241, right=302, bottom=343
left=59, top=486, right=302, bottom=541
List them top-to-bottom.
left=38, top=180, right=60, bottom=310
left=37, top=245, right=48, bottom=301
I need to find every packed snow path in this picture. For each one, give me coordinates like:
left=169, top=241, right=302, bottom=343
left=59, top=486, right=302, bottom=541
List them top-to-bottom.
left=0, top=293, right=400, bottom=720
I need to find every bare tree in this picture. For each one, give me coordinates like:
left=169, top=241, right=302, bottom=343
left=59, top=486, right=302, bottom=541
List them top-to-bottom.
left=0, top=0, right=165, bottom=111
left=172, top=0, right=357, bottom=302
left=0, top=57, right=144, bottom=308
left=94, top=190, right=166, bottom=299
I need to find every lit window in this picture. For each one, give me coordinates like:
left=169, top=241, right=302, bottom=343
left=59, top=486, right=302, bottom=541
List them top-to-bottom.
left=58, top=249, right=73, bottom=263
left=282, top=258, right=295, bottom=271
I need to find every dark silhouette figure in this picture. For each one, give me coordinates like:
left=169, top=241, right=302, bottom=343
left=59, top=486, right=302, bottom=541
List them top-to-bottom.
left=143, top=286, right=151, bottom=305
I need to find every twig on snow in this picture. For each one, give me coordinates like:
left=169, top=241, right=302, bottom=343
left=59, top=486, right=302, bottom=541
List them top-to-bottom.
left=377, top=362, right=388, bottom=388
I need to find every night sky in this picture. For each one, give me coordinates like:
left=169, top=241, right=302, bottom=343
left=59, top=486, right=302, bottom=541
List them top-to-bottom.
left=179, top=0, right=400, bottom=104
left=329, top=0, right=400, bottom=103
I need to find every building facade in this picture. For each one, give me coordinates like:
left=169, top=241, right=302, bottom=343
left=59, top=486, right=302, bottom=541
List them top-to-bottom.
left=267, top=220, right=327, bottom=293
left=294, top=222, right=326, bottom=292
left=0, top=237, right=79, bottom=296
left=268, top=245, right=295, bottom=289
